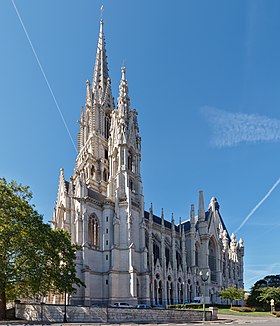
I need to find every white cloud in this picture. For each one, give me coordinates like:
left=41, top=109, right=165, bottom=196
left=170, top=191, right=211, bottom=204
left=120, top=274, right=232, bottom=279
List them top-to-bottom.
left=202, top=106, right=280, bottom=148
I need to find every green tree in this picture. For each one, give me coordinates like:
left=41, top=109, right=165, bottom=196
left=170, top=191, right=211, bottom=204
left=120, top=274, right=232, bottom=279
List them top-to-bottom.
left=0, top=178, right=83, bottom=319
left=247, top=275, right=280, bottom=310
left=219, top=287, right=244, bottom=308
left=258, top=287, right=280, bottom=306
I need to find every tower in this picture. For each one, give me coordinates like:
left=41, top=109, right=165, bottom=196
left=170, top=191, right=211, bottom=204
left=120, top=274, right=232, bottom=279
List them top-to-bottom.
left=52, top=17, right=148, bottom=306
left=75, top=18, right=114, bottom=195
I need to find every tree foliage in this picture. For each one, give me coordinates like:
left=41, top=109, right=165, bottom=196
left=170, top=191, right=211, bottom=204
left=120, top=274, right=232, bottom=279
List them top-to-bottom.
left=0, top=178, right=83, bottom=319
left=247, top=275, right=280, bottom=310
left=219, top=287, right=244, bottom=307
left=258, top=287, right=280, bottom=305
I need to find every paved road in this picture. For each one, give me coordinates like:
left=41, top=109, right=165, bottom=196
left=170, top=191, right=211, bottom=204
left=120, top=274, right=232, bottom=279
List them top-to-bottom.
left=0, top=315, right=279, bottom=326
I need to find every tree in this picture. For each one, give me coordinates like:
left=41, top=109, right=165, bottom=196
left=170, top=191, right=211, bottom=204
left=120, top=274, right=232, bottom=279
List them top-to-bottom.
left=0, top=178, right=83, bottom=319
left=247, top=275, right=280, bottom=309
left=219, top=287, right=244, bottom=308
left=258, top=287, right=280, bottom=306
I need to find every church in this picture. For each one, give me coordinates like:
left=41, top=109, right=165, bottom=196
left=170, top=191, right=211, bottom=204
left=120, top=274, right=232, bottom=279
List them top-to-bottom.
left=52, top=18, right=244, bottom=307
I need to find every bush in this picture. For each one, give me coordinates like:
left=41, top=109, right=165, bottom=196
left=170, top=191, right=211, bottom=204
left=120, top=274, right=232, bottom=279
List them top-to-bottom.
left=168, top=303, right=203, bottom=309
left=231, top=306, right=256, bottom=312
left=272, top=311, right=280, bottom=317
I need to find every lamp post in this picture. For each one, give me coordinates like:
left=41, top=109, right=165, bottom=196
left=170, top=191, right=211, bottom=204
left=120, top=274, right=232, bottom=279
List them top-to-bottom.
left=60, top=270, right=71, bottom=323
left=199, top=271, right=209, bottom=321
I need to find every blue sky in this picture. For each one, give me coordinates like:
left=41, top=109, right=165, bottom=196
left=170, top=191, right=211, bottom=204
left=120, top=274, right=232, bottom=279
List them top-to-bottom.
left=1, top=0, right=280, bottom=291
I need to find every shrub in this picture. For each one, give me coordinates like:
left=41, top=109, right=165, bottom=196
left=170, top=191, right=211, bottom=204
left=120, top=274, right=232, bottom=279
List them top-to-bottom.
left=168, top=303, right=203, bottom=309
left=231, top=306, right=256, bottom=312
left=272, top=311, right=280, bottom=317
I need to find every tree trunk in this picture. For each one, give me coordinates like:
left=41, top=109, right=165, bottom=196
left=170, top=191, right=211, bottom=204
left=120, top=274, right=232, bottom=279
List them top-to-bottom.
left=0, top=291, right=7, bottom=320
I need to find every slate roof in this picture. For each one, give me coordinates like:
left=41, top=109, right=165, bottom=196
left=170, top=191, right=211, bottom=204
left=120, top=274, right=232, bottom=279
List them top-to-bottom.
left=144, top=208, right=230, bottom=240
left=144, top=211, right=181, bottom=232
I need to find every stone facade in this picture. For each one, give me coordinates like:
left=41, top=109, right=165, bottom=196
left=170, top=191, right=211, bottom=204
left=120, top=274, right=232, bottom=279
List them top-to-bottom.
left=51, top=18, right=244, bottom=307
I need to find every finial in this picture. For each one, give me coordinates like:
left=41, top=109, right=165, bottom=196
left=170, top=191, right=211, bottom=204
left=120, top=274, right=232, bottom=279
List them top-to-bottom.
left=100, top=5, right=104, bottom=19
left=99, top=6, right=104, bottom=33
left=121, top=66, right=126, bottom=80
left=149, top=203, right=153, bottom=213
left=171, top=213, right=174, bottom=224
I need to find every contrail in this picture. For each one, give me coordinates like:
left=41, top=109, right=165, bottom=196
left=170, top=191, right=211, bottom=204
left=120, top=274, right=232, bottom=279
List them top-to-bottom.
left=11, top=0, right=78, bottom=153
left=202, top=106, right=280, bottom=148
left=235, top=177, right=280, bottom=233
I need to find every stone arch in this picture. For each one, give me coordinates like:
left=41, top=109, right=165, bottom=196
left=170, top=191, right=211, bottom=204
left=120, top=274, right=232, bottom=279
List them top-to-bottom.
left=154, top=273, right=162, bottom=305
left=177, top=277, right=183, bottom=304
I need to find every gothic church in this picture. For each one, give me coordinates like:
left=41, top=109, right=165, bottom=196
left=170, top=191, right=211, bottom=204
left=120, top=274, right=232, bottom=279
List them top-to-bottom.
left=52, top=19, right=244, bottom=306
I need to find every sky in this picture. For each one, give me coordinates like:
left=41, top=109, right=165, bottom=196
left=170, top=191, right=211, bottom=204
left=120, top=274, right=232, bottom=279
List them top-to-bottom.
left=1, top=0, right=280, bottom=291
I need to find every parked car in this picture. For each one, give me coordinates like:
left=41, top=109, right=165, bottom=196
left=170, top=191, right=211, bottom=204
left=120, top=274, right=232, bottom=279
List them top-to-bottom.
left=192, top=297, right=202, bottom=304
left=111, top=302, right=134, bottom=308
left=136, top=304, right=151, bottom=308
left=151, top=304, right=165, bottom=309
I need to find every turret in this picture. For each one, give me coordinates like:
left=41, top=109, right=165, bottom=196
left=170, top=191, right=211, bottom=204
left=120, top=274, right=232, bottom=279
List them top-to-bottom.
left=108, top=67, right=142, bottom=204
left=198, top=190, right=205, bottom=222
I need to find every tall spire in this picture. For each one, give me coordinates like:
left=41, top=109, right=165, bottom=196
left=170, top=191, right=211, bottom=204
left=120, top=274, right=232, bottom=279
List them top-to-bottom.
left=92, top=18, right=110, bottom=95
left=117, top=67, right=131, bottom=117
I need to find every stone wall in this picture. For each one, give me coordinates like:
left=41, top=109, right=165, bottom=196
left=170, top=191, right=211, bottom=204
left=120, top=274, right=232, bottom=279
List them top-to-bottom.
left=15, top=303, right=214, bottom=323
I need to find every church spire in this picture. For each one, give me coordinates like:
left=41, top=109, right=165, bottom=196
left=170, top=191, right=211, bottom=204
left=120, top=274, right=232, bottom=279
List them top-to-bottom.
left=92, top=18, right=110, bottom=95
left=118, top=67, right=131, bottom=117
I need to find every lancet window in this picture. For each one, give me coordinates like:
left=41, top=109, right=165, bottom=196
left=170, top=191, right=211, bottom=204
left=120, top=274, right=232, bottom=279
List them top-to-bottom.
left=105, top=115, right=110, bottom=139
left=88, top=214, right=99, bottom=248
left=209, top=237, right=217, bottom=282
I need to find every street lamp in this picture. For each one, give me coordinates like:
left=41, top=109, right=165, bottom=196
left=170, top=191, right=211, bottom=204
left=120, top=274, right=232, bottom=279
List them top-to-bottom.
left=60, top=270, right=71, bottom=323
left=199, top=271, right=209, bottom=321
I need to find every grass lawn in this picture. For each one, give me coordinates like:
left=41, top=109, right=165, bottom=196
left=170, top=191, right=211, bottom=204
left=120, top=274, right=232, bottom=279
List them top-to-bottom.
left=218, top=308, right=272, bottom=317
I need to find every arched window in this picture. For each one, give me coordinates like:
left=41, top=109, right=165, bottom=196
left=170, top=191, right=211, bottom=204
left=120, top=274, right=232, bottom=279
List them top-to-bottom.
left=104, top=114, right=110, bottom=139
left=128, top=151, right=133, bottom=171
left=91, top=165, right=95, bottom=178
left=103, top=169, right=108, bottom=182
left=129, top=179, right=134, bottom=192
left=88, top=215, right=99, bottom=248
left=209, top=237, right=217, bottom=282
left=153, top=242, right=160, bottom=265
left=165, top=247, right=170, bottom=268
